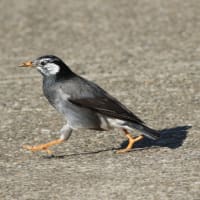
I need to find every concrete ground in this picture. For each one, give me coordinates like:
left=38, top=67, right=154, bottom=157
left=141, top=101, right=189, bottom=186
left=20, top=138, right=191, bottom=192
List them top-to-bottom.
left=0, top=0, right=199, bottom=199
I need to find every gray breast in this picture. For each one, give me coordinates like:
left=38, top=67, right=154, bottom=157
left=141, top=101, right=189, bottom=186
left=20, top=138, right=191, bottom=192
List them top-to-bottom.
left=43, top=77, right=103, bottom=130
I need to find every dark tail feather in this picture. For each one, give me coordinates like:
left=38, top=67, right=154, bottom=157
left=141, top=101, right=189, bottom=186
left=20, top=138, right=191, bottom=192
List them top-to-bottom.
left=126, top=122, right=160, bottom=140
left=141, top=124, right=160, bottom=140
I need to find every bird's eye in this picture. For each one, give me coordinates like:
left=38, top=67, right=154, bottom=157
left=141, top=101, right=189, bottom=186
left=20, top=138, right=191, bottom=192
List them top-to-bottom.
left=40, top=60, right=46, bottom=65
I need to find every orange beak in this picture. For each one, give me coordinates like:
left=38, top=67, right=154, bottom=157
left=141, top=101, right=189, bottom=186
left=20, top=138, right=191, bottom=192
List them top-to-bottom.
left=19, top=61, right=33, bottom=67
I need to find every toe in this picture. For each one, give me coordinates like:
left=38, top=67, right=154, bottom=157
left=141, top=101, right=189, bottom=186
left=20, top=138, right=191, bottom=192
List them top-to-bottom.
left=23, top=145, right=33, bottom=151
left=116, top=148, right=131, bottom=154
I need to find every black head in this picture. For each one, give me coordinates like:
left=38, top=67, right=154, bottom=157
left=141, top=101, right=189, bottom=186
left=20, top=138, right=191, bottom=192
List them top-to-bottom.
left=20, top=55, right=74, bottom=78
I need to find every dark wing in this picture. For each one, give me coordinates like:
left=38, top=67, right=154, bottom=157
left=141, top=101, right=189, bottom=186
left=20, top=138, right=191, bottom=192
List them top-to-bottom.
left=58, top=75, right=144, bottom=124
left=69, top=96, right=144, bottom=125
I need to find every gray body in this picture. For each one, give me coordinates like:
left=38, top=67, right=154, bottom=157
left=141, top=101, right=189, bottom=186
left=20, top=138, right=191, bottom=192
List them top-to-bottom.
left=43, top=74, right=159, bottom=141
left=43, top=76, right=102, bottom=130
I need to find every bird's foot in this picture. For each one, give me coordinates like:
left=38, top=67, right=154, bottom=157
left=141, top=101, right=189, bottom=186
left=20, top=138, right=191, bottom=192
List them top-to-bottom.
left=116, top=134, right=144, bottom=154
left=23, top=139, right=64, bottom=155
left=23, top=144, right=53, bottom=154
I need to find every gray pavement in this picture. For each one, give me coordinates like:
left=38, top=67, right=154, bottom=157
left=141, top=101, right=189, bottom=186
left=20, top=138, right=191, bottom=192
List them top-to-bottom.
left=0, top=0, right=199, bottom=199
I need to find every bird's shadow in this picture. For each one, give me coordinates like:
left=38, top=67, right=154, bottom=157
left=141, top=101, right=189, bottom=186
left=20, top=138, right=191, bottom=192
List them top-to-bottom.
left=44, top=125, right=191, bottom=159
left=121, top=125, right=192, bottom=149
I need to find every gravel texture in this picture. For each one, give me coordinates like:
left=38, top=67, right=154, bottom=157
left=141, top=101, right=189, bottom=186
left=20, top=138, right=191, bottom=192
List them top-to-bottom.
left=0, top=0, right=199, bottom=199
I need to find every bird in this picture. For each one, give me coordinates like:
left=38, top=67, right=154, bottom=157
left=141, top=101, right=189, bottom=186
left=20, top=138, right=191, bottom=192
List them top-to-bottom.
left=19, top=55, right=160, bottom=154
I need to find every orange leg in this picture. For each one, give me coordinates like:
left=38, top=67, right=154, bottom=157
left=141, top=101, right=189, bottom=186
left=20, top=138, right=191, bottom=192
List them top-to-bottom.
left=116, top=129, right=144, bottom=154
left=23, top=139, right=64, bottom=155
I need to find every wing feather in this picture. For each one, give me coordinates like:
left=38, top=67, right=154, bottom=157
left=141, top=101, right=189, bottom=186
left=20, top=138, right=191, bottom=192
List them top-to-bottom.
left=59, top=76, right=144, bottom=125
left=69, top=97, right=144, bottom=124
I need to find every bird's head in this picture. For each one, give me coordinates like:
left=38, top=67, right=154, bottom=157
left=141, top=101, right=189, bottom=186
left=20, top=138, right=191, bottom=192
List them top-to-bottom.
left=19, top=55, right=73, bottom=77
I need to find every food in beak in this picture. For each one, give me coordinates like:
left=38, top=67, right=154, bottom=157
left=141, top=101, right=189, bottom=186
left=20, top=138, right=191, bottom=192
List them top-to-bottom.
left=19, top=61, right=33, bottom=67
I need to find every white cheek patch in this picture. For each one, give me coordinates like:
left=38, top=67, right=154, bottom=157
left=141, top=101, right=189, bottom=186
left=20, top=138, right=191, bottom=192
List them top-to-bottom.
left=44, top=63, right=60, bottom=75
left=37, top=66, right=43, bottom=73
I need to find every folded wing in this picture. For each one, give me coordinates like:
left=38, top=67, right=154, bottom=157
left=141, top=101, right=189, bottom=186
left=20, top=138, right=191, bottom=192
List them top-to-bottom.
left=69, top=96, right=144, bottom=125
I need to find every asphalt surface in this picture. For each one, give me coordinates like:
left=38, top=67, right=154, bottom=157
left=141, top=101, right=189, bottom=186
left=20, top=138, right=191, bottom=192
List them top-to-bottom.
left=0, top=0, right=199, bottom=199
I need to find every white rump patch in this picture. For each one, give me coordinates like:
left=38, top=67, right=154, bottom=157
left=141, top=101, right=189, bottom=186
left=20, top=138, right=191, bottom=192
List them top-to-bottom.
left=98, top=114, right=127, bottom=130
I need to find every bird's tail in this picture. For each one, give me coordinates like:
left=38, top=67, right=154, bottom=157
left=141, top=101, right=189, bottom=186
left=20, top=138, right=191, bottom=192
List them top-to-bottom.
left=126, top=122, right=160, bottom=140
left=140, top=124, right=160, bottom=140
